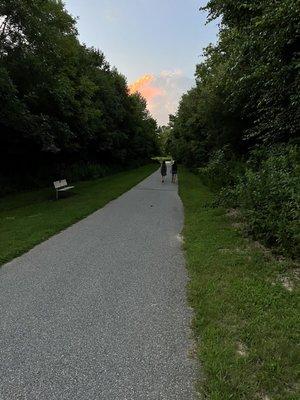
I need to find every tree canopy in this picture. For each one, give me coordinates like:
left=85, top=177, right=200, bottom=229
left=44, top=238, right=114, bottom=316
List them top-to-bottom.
left=0, top=0, right=159, bottom=188
left=169, top=0, right=299, bottom=165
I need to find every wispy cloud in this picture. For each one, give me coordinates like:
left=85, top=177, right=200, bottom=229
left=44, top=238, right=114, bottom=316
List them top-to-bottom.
left=102, top=0, right=120, bottom=23
left=104, top=8, right=119, bottom=22
left=129, top=70, right=193, bottom=125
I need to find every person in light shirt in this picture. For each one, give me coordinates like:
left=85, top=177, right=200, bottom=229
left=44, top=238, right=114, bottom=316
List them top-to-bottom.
left=171, top=161, right=178, bottom=183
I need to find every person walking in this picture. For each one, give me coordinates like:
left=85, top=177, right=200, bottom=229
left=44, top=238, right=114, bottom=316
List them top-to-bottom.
left=161, top=160, right=167, bottom=183
left=171, top=161, right=178, bottom=183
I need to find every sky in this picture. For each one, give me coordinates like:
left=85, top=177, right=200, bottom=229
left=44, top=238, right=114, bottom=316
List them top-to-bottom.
left=63, top=0, right=219, bottom=125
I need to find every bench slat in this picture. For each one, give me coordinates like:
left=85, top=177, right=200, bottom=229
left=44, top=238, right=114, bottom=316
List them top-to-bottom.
left=54, top=179, right=69, bottom=188
left=58, top=186, right=75, bottom=192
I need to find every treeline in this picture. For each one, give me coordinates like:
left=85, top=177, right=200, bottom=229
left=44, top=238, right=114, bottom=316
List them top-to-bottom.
left=0, top=0, right=158, bottom=194
left=168, top=0, right=299, bottom=258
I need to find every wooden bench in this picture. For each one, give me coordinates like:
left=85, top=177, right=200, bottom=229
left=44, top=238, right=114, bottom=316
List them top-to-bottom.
left=53, top=179, right=75, bottom=200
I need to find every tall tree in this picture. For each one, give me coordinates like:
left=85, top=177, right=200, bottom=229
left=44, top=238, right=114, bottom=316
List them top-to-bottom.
left=0, top=0, right=159, bottom=188
left=169, top=0, right=300, bottom=165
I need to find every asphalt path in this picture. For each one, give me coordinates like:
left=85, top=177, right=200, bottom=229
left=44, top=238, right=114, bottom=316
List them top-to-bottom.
left=0, top=167, right=196, bottom=399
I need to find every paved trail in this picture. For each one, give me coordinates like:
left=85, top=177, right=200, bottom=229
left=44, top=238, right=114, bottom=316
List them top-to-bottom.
left=0, top=168, right=196, bottom=400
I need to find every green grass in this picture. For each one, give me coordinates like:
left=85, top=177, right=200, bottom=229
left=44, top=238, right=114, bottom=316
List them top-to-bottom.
left=0, top=164, right=157, bottom=266
left=179, top=169, right=299, bottom=400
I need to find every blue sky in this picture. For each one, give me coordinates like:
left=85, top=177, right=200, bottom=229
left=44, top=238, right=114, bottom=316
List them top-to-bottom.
left=63, top=0, right=219, bottom=124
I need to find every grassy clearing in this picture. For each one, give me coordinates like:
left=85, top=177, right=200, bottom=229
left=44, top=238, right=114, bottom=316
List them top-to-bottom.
left=0, top=164, right=157, bottom=266
left=179, top=169, right=299, bottom=400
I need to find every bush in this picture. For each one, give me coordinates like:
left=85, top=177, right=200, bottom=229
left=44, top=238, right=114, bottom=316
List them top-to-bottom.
left=221, top=145, right=300, bottom=258
left=198, top=147, right=245, bottom=189
left=0, top=159, right=153, bottom=197
left=65, top=163, right=111, bottom=182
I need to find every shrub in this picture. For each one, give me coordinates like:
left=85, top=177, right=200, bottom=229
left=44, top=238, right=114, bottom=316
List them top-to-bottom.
left=221, top=145, right=300, bottom=258
left=198, top=147, right=245, bottom=189
left=0, top=159, right=152, bottom=197
left=65, top=163, right=111, bottom=182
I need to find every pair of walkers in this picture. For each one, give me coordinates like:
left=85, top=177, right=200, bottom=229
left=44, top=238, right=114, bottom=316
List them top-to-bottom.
left=160, top=160, right=178, bottom=183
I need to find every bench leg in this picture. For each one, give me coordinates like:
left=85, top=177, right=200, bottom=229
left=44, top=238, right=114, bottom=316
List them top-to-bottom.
left=56, top=190, right=58, bottom=200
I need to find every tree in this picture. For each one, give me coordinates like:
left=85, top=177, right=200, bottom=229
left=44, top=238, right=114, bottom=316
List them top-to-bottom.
left=0, top=0, right=158, bottom=189
left=169, top=0, right=300, bottom=167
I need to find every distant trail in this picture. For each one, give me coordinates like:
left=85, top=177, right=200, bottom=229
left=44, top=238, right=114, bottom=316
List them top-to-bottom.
left=0, top=168, right=196, bottom=399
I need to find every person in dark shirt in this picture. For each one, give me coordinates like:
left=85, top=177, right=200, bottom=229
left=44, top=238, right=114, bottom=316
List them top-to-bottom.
left=161, top=160, right=167, bottom=183
left=171, top=161, right=178, bottom=183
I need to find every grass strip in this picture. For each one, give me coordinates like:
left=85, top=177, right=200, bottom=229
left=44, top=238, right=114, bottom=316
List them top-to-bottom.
left=0, top=164, right=157, bottom=266
left=179, top=168, right=299, bottom=400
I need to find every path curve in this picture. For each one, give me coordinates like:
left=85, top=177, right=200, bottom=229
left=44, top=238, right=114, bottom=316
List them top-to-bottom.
left=0, top=168, right=196, bottom=399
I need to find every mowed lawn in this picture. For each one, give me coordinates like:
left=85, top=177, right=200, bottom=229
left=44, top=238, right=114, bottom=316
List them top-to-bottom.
left=0, top=164, right=157, bottom=266
left=179, top=169, right=299, bottom=400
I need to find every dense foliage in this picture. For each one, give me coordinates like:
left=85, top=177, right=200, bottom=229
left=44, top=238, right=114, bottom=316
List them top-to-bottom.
left=0, top=0, right=158, bottom=193
left=168, top=0, right=300, bottom=257
left=218, top=145, right=300, bottom=257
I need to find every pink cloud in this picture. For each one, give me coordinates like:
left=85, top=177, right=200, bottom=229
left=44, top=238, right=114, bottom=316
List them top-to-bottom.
left=129, top=71, right=193, bottom=125
left=129, top=74, right=165, bottom=105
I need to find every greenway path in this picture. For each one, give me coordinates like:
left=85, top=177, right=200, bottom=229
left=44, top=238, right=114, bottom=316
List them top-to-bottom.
left=0, top=168, right=196, bottom=400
